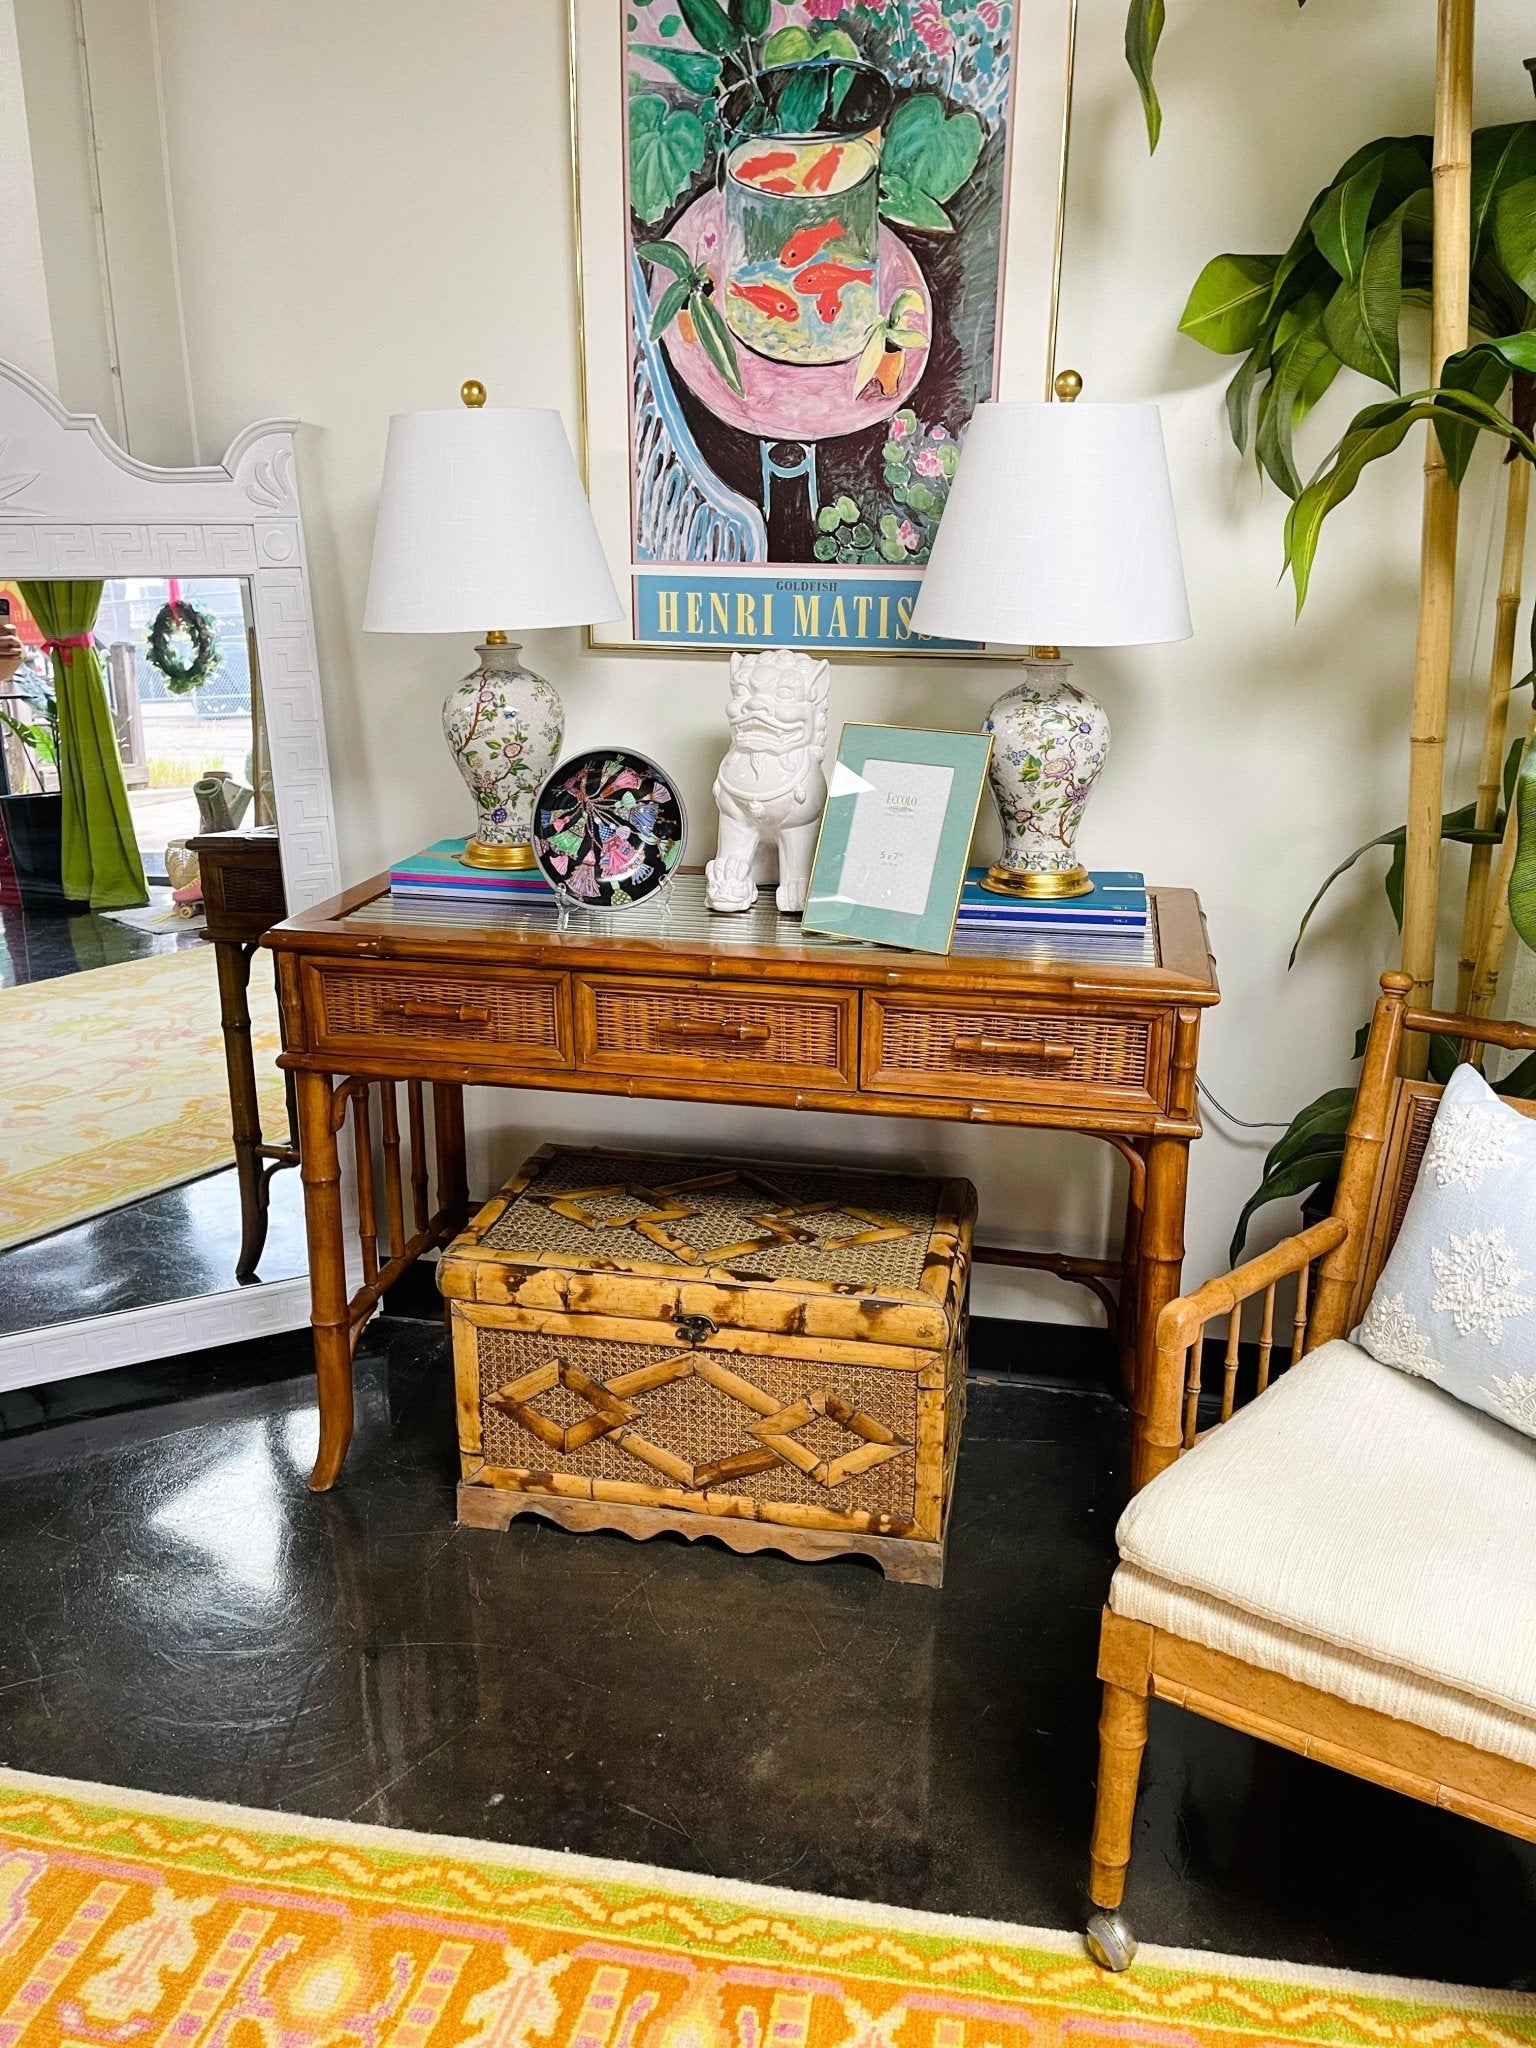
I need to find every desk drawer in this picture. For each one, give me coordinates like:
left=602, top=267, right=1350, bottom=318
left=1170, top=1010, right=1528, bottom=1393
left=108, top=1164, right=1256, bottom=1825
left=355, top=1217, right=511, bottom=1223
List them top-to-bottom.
left=306, top=963, right=571, bottom=1069
left=576, top=976, right=856, bottom=1091
left=862, top=992, right=1157, bottom=1106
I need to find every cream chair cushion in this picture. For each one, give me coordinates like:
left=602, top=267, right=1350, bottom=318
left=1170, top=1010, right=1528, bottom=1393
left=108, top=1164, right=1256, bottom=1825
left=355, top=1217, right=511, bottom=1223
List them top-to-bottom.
left=1110, top=1339, right=1536, bottom=1768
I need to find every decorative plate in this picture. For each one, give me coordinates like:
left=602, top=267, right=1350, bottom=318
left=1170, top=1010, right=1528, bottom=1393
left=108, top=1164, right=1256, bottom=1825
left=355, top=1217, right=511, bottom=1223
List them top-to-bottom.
left=530, top=749, right=686, bottom=909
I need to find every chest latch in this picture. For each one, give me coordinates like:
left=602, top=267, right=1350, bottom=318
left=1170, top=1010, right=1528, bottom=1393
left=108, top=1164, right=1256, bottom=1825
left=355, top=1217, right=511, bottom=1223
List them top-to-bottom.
left=673, top=1314, right=718, bottom=1347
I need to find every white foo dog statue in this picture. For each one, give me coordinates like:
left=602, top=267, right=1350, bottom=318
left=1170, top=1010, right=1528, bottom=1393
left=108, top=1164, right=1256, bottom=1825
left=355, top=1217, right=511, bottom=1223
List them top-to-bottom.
left=705, top=648, right=830, bottom=916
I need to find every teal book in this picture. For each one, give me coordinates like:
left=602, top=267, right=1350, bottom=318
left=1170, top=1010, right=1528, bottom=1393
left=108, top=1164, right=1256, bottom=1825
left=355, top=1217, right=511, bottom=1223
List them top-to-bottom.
left=390, top=839, right=554, bottom=899
left=956, top=869, right=1147, bottom=927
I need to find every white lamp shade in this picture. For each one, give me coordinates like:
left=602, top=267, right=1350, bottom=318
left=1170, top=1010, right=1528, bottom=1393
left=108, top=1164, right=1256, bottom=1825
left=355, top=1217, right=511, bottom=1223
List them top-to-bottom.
left=908, top=400, right=1191, bottom=647
left=362, top=405, right=622, bottom=634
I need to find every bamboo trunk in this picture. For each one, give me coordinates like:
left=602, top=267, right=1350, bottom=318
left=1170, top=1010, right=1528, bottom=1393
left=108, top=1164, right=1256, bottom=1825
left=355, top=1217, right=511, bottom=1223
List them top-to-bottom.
left=1399, top=0, right=1476, bottom=1075
left=1456, top=455, right=1531, bottom=1007
left=1468, top=689, right=1536, bottom=1016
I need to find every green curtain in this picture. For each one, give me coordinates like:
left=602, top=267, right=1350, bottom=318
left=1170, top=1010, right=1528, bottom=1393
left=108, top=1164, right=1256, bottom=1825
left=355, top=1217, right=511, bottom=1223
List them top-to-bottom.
left=18, top=580, right=147, bottom=910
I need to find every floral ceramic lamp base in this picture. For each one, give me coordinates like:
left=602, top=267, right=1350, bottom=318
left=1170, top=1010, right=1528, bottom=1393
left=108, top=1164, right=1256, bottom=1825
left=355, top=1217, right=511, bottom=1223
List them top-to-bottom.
left=443, top=639, right=564, bottom=871
left=981, top=654, right=1110, bottom=900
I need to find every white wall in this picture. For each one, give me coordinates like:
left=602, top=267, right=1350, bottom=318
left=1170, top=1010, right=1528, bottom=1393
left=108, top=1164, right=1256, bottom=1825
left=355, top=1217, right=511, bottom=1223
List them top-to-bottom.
left=13, top=0, right=1534, bottom=1323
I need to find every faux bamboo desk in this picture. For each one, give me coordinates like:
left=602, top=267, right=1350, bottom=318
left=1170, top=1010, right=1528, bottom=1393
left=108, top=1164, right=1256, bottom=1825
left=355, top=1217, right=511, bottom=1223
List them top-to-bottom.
left=264, top=874, right=1218, bottom=1493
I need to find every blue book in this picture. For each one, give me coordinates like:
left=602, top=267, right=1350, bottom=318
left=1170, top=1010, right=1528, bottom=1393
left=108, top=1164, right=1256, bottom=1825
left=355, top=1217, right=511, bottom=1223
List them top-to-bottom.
left=956, top=868, right=1147, bottom=928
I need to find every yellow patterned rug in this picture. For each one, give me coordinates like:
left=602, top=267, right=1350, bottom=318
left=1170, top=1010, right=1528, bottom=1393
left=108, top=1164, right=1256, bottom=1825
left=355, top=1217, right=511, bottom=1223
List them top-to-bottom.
left=0, top=947, right=289, bottom=1251
left=0, top=1770, right=1530, bottom=2048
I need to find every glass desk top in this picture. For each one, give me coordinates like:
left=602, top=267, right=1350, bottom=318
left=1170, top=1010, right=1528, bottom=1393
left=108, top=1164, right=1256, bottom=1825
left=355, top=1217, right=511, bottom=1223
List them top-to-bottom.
left=343, top=873, right=1161, bottom=969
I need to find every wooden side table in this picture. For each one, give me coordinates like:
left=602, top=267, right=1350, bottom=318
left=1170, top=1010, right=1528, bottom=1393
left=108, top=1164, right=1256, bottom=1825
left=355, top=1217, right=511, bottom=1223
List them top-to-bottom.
left=190, top=829, right=299, bottom=1282
left=265, top=874, right=1218, bottom=1496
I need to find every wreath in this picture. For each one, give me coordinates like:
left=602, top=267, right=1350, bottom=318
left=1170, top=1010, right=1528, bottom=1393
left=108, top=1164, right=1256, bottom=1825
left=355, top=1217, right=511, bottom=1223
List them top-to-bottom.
left=147, top=599, right=222, bottom=695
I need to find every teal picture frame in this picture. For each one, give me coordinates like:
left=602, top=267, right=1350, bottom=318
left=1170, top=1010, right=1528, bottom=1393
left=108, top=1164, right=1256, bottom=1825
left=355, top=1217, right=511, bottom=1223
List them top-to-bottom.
left=802, top=724, right=993, bottom=955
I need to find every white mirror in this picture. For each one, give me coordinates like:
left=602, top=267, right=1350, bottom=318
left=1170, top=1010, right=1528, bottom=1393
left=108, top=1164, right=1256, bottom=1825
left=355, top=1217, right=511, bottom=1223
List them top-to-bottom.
left=0, top=360, right=337, bottom=1391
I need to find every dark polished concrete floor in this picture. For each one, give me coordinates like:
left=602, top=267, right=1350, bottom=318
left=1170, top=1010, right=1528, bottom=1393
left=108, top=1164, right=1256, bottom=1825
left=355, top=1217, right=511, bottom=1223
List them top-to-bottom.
left=0, top=896, right=196, bottom=989
left=0, top=1163, right=307, bottom=1336
left=0, top=1322, right=1531, bottom=1991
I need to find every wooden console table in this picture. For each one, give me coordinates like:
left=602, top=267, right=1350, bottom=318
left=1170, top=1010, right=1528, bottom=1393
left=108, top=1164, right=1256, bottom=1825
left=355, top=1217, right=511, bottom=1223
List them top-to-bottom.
left=190, top=828, right=298, bottom=1282
left=264, top=875, right=1217, bottom=1492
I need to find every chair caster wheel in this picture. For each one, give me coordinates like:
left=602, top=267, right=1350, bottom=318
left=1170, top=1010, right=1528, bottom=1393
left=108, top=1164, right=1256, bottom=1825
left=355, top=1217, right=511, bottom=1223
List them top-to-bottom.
left=1085, top=1910, right=1137, bottom=1972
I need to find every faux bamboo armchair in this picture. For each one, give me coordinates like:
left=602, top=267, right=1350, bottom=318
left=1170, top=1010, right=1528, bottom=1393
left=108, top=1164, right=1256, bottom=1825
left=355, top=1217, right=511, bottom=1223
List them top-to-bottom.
left=1085, top=971, right=1536, bottom=1970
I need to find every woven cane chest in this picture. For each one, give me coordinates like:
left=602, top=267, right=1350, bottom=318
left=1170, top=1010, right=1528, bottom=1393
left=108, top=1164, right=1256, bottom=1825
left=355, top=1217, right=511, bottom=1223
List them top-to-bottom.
left=440, top=1145, right=975, bottom=1585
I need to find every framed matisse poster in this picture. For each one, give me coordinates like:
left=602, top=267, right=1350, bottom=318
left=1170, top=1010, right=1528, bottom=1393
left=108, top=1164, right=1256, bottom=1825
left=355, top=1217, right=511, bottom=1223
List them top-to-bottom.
left=571, top=0, right=1057, bottom=657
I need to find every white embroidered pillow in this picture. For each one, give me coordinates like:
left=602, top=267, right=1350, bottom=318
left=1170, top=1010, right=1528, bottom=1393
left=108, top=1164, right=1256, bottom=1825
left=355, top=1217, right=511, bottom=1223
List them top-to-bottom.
left=1355, top=1062, right=1536, bottom=1437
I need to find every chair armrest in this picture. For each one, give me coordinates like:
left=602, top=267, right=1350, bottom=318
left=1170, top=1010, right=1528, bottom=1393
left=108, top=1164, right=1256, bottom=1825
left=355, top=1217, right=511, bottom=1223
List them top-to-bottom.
left=1135, top=1217, right=1349, bottom=1491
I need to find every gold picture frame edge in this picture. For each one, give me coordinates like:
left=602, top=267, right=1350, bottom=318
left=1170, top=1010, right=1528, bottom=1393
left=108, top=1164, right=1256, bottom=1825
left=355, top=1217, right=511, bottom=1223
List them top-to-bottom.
left=563, top=0, right=1081, bottom=665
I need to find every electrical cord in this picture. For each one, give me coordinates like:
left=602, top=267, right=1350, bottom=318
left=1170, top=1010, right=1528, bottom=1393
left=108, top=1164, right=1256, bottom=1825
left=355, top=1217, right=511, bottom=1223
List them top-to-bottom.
left=1196, top=1077, right=1291, bottom=1132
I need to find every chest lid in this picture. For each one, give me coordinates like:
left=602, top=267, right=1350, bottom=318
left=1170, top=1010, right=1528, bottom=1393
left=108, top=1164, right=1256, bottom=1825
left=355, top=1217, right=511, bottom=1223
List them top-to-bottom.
left=440, top=1145, right=975, bottom=1350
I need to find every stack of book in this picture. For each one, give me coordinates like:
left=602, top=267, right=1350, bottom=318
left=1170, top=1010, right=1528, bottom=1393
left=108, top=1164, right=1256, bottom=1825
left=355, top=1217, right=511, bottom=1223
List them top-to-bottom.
left=389, top=839, right=556, bottom=906
left=955, top=869, right=1147, bottom=933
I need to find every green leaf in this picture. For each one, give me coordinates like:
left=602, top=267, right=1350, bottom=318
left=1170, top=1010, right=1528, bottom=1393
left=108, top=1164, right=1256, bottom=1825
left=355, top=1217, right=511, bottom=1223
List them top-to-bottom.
left=675, top=0, right=740, bottom=57
left=729, top=0, right=769, bottom=35
left=1124, top=0, right=1166, bottom=153
left=761, top=24, right=811, bottom=61
left=631, top=43, right=721, bottom=93
left=777, top=64, right=828, bottom=136
left=829, top=64, right=856, bottom=120
left=629, top=95, right=707, bottom=223
left=882, top=95, right=983, bottom=204
left=1471, top=122, right=1536, bottom=259
left=1311, top=157, right=1384, bottom=283
left=1494, top=175, right=1536, bottom=297
left=878, top=176, right=952, bottom=233
left=1320, top=206, right=1404, bottom=389
left=636, top=238, right=697, bottom=280
left=1179, top=253, right=1281, bottom=356
left=648, top=275, right=692, bottom=340
left=691, top=287, right=744, bottom=393
left=853, top=324, right=888, bottom=396
left=1256, top=326, right=1339, bottom=500
left=1438, top=332, right=1536, bottom=483
left=1224, top=339, right=1270, bottom=455
left=1285, top=389, right=1536, bottom=608
left=834, top=493, right=859, bottom=522
left=812, top=535, right=837, bottom=561
left=1512, top=725, right=1536, bottom=952
left=1289, top=826, right=1406, bottom=963
left=1499, top=1050, right=1536, bottom=1097
left=1262, top=1087, right=1357, bottom=1178
left=1230, top=1141, right=1347, bottom=1265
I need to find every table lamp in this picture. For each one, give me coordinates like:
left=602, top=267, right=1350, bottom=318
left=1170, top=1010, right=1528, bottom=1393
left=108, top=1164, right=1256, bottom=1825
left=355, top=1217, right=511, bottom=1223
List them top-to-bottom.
left=909, top=373, right=1190, bottom=898
left=363, top=382, right=622, bottom=869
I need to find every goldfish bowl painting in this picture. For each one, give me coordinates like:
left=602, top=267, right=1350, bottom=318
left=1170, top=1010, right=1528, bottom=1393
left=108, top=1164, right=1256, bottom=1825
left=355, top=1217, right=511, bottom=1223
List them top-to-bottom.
left=624, top=0, right=1018, bottom=587
left=720, top=61, right=891, bottom=367
left=530, top=750, right=686, bottom=912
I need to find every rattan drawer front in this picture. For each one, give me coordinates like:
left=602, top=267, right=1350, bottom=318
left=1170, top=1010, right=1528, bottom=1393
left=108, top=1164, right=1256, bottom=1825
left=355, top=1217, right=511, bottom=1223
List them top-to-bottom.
left=308, top=964, right=570, bottom=1068
left=576, top=977, right=856, bottom=1089
left=862, top=992, right=1156, bottom=1104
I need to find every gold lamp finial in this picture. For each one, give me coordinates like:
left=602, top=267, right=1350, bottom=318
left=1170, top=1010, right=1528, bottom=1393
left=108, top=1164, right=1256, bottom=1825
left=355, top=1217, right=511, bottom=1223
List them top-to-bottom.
left=1054, top=368, right=1083, bottom=403
left=460, top=379, right=487, bottom=409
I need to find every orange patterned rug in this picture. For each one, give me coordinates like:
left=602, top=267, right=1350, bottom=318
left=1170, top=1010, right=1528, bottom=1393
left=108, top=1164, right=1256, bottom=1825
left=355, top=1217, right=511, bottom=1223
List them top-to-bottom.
left=0, top=1770, right=1531, bottom=2048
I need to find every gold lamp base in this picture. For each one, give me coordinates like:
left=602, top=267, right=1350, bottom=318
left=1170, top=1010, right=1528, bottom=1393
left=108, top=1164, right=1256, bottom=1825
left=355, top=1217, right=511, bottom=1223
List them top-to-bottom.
left=459, top=838, right=537, bottom=871
left=979, top=863, right=1093, bottom=900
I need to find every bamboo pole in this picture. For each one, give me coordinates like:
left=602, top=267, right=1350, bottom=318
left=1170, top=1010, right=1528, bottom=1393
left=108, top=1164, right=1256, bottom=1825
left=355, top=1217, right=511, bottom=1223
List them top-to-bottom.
left=1399, top=0, right=1476, bottom=1075
left=1456, top=453, right=1531, bottom=1008
left=1468, top=688, right=1536, bottom=1015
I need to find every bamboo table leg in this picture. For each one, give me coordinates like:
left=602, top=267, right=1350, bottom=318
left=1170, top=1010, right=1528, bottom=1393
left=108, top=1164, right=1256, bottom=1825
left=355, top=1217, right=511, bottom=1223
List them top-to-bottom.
left=298, top=1068, right=354, bottom=1492
left=433, top=1082, right=470, bottom=1236
left=1132, top=1130, right=1190, bottom=1472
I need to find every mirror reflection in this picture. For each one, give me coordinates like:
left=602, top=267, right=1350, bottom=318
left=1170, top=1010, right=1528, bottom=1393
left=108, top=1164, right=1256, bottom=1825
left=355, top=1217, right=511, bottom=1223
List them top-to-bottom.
left=0, top=575, right=305, bottom=1340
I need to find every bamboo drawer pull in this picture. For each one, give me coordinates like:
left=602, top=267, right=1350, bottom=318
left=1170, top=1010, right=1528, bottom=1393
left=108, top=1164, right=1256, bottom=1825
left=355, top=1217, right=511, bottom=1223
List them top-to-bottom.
left=382, top=998, right=491, bottom=1025
left=656, top=1018, right=772, bottom=1043
left=951, top=1034, right=1074, bottom=1061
